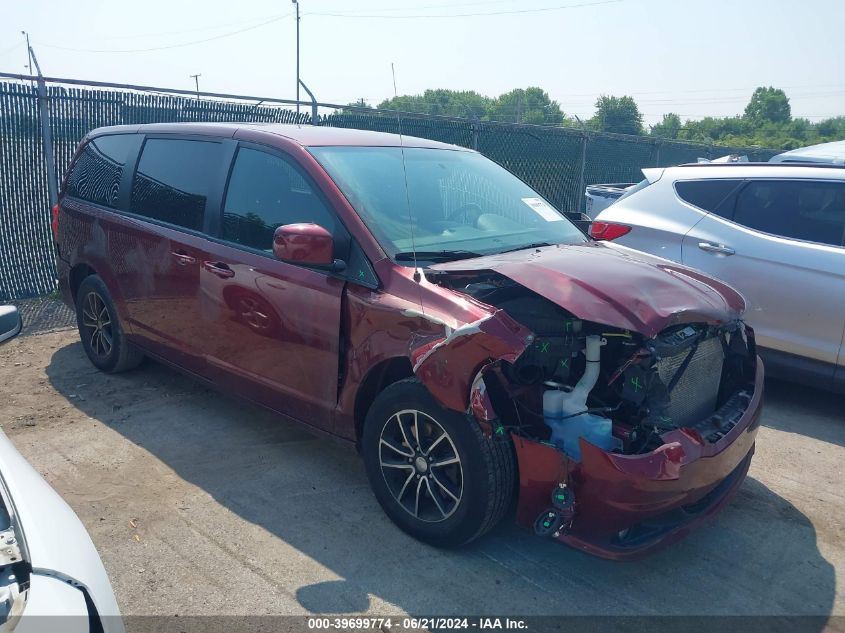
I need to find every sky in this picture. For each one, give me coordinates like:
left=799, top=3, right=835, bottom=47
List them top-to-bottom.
left=1, top=0, right=843, bottom=126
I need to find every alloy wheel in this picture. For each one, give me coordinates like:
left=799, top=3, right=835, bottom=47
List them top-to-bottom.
left=81, top=291, right=113, bottom=358
left=379, top=409, right=464, bottom=523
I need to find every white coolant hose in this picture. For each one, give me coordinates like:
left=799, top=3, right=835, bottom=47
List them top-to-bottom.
left=560, top=335, right=603, bottom=416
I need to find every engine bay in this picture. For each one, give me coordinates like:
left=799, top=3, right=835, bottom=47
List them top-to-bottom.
left=433, top=270, right=757, bottom=459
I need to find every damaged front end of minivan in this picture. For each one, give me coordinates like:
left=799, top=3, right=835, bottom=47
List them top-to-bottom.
left=409, top=244, right=763, bottom=559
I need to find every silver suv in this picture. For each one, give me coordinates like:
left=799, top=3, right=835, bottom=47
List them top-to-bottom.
left=592, top=163, right=845, bottom=392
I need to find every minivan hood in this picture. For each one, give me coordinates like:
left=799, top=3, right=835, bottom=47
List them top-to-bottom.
left=430, top=242, right=744, bottom=337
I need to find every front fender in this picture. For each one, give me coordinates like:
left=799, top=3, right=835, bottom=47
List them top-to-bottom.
left=411, top=310, right=532, bottom=414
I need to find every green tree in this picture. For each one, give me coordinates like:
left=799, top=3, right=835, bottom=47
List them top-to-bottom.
left=361, top=84, right=839, bottom=151
left=743, top=86, right=791, bottom=126
left=487, top=87, right=565, bottom=125
left=378, top=89, right=490, bottom=118
left=590, top=95, right=643, bottom=135
left=337, top=98, right=373, bottom=115
left=650, top=113, right=682, bottom=139
left=678, top=116, right=749, bottom=144
left=816, top=116, right=845, bottom=139
left=786, top=117, right=814, bottom=143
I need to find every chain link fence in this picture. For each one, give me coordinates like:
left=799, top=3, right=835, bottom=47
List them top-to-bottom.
left=0, top=75, right=779, bottom=301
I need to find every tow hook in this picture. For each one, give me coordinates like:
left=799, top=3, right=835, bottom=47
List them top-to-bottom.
left=533, top=483, right=576, bottom=538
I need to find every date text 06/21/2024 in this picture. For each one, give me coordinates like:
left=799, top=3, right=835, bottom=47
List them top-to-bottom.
left=307, top=617, right=529, bottom=630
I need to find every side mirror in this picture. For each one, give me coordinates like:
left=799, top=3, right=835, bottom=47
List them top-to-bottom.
left=273, top=223, right=335, bottom=267
left=0, top=306, right=22, bottom=345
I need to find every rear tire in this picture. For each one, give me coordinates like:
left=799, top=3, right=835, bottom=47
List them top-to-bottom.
left=76, top=275, right=143, bottom=373
left=362, top=378, right=516, bottom=547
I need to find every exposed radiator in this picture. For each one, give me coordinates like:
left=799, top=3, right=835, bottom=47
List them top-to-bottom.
left=656, top=335, right=725, bottom=427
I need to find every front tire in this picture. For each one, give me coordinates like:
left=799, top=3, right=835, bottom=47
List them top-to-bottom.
left=76, top=275, right=143, bottom=373
left=362, top=378, right=516, bottom=547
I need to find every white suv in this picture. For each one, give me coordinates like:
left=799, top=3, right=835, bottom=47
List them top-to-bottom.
left=592, top=163, right=845, bottom=392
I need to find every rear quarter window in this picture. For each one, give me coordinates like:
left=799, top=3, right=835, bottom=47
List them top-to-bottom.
left=65, top=134, right=138, bottom=209
left=130, top=138, right=223, bottom=232
left=674, top=179, right=745, bottom=218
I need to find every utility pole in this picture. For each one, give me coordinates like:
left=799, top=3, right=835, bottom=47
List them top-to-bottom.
left=292, top=0, right=300, bottom=114
left=21, top=31, right=32, bottom=77
left=27, top=44, right=58, bottom=208
left=189, top=73, right=201, bottom=101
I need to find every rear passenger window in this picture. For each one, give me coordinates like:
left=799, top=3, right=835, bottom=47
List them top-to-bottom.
left=66, top=135, right=137, bottom=208
left=130, top=139, right=223, bottom=231
left=222, top=148, right=336, bottom=252
left=674, top=179, right=744, bottom=217
left=733, top=180, right=845, bottom=247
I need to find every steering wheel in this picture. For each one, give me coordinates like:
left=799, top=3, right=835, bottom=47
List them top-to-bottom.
left=445, top=202, right=484, bottom=226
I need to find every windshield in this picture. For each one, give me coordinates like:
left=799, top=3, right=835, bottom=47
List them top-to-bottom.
left=309, top=146, right=586, bottom=262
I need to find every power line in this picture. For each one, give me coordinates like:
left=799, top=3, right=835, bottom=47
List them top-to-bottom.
left=308, top=0, right=621, bottom=19
left=324, top=0, right=527, bottom=12
left=37, top=13, right=292, bottom=53
left=90, top=14, right=291, bottom=41
left=0, top=42, right=23, bottom=58
left=538, top=83, right=845, bottom=98
left=339, top=84, right=845, bottom=105
left=542, top=88, right=845, bottom=103
left=612, top=89, right=845, bottom=102
left=557, top=91, right=845, bottom=107
left=332, top=93, right=845, bottom=114
left=388, top=93, right=845, bottom=108
left=330, top=95, right=841, bottom=122
left=640, top=114, right=837, bottom=120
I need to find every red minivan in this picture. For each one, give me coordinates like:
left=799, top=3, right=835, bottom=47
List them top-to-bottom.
left=55, top=123, right=763, bottom=559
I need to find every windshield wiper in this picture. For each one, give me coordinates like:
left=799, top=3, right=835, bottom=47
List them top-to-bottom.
left=499, top=241, right=557, bottom=254
left=394, top=250, right=484, bottom=263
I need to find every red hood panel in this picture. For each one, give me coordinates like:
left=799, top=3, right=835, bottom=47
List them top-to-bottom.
left=431, top=243, right=745, bottom=337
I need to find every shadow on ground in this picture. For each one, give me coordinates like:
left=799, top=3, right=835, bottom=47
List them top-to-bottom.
left=45, top=341, right=835, bottom=621
left=763, top=377, right=845, bottom=447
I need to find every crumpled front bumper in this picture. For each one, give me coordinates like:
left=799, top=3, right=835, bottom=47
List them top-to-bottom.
left=513, top=358, right=764, bottom=560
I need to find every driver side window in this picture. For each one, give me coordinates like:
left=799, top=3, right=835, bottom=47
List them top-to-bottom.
left=222, top=147, right=336, bottom=251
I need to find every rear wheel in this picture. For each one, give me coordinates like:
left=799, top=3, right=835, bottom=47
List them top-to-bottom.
left=76, top=275, right=143, bottom=373
left=362, top=378, right=516, bottom=547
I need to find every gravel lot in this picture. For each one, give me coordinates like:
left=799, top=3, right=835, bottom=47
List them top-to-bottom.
left=0, top=328, right=843, bottom=626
